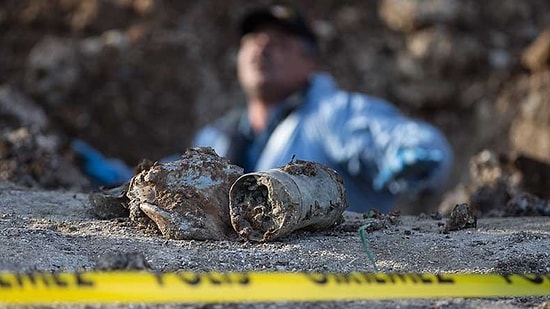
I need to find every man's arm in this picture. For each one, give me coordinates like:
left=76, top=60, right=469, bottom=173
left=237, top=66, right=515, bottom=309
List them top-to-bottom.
left=315, top=92, right=453, bottom=196
left=71, top=139, right=134, bottom=186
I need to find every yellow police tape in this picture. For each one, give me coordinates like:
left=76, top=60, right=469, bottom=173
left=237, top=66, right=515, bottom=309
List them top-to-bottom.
left=0, top=271, right=548, bottom=304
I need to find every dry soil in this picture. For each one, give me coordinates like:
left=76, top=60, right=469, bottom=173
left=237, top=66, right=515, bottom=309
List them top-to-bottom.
left=0, top=181, right=548, bottom=308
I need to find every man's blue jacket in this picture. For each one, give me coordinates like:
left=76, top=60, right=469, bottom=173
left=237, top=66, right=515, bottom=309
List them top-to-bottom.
left=194, top=72, right=453, bottom=213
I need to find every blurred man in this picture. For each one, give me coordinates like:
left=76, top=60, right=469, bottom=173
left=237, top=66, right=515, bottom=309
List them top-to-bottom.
left=75, top=4, right=453, bottom=213
left=192, top=5, right=453, bottom=213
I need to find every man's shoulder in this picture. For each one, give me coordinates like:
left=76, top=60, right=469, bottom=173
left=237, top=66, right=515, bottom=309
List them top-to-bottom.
left=307, top=76, right=401, bottom=116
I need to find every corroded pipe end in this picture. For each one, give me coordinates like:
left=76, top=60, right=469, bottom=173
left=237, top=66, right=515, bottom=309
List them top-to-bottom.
left=229, top=160, right=347, bottom=242
left=229, top=173, right=297, bottom=242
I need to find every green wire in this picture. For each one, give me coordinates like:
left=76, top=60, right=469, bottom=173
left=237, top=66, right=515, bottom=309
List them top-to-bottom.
left=358, top=221, right=378, bottom=272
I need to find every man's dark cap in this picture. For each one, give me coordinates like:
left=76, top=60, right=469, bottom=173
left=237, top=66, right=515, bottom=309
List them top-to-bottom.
left=239, top=5, right=318, bottom=48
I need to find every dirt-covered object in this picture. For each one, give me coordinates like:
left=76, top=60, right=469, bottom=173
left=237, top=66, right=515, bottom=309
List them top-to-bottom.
left=126, top=147, right=243, bottom=240
left=229, top=160, right=347, bottom=242
left=443, top=203, right=477, bottom=233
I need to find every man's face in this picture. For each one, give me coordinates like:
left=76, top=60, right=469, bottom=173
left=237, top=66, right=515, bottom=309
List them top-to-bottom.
left=237, top=24, right=316, bottom=103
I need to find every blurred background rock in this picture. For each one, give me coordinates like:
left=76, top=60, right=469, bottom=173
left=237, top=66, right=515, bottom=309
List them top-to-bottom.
left=0, top=0, right=548, bottom=214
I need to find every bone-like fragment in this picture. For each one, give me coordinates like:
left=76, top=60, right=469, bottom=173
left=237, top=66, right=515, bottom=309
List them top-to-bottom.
left=127, top=147, right=243, bottom=240
left=229, top=160, right=347, bottom=242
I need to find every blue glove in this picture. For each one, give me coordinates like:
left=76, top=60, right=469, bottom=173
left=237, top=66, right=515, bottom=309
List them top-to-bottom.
left=71, top=139, right=133, bottom=186
left=373, top=147, right=443, bottom=193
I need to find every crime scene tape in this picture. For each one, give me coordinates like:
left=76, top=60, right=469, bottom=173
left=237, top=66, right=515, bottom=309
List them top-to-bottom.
left=0, top=271, right=548, bottom=304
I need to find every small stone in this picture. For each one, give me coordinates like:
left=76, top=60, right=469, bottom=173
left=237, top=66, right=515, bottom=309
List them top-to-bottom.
left=443, top=203, right=477, bottom=233
left=95, top=252, right=151, bottom=271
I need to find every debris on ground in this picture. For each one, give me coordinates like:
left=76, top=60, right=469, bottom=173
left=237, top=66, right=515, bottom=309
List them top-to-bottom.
left=94, top=157, right=350, bottom=243
left=443, top=203, right=477, bottom=233
left=360, top=209, right=401, bottom=233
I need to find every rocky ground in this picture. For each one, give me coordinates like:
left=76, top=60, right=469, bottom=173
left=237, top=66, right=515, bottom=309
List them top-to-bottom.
left=0, top=1, right=549, bottom=307
left=0, top=181, right=548, bottom=308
